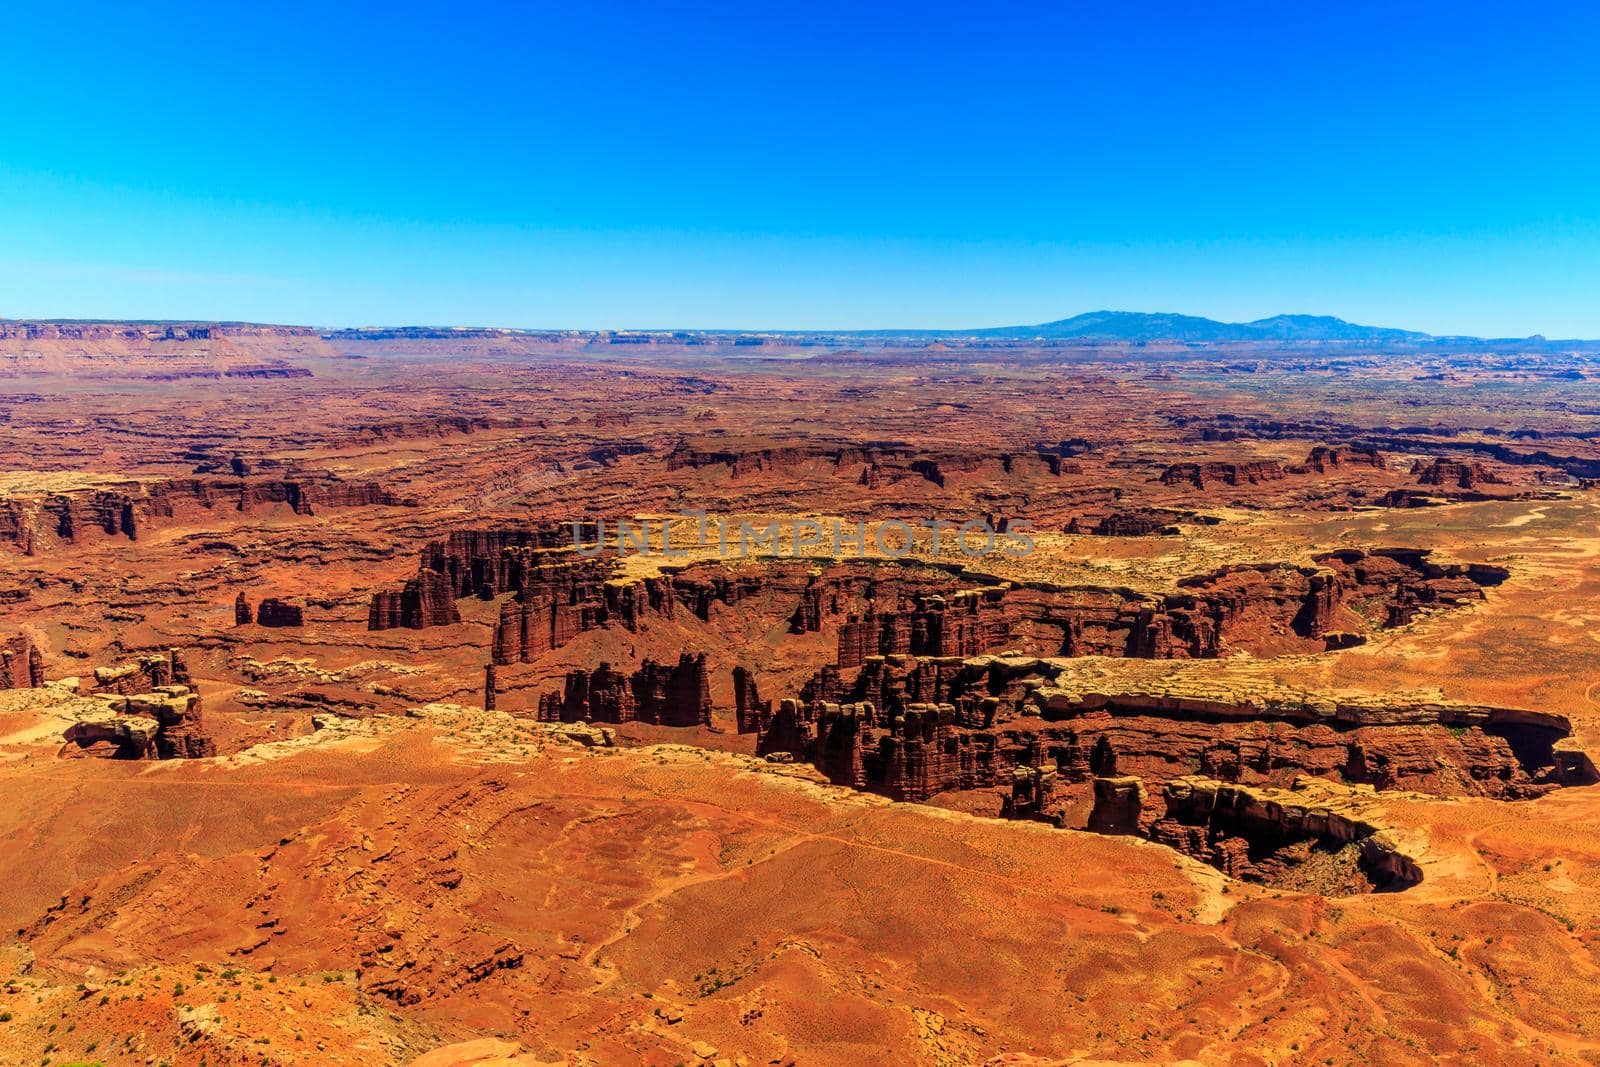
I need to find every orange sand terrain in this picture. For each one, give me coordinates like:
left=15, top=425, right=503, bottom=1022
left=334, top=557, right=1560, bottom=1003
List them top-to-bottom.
left=3, top=324, right=1600, bottom=1064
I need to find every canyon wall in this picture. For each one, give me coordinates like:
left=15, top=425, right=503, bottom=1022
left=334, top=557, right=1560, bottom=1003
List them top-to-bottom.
left=0, top=475, right=413, bottom=554
left=759, top=653, right=1581, bottom=806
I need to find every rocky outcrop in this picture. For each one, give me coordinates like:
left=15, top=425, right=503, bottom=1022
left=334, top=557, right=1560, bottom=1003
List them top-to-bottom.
left=0, top=321, right=318, bottom=343
left=1168, top=412, right=1600, bottom=481
left=339, top=415, right=539, bottom=446
left=665, top=440, right=1073, bottom=487
left=667, top=441, right=885, bottom=477
left=1301, top=445, right=1384, bottom=473
left=1413, top=458, right=1503, bottom=488
left=1160, top=461, right=1286, bottom=489
left=0, top=475, right=414, bottom=553
left=295, top=480, right=413, bottom=509
left=46, top=491, right=137, bottom=541
left=0, top=501, right=35, bottom=555
left=1066, top=508, right=1194, bottom=536
left=370, top=527, right=610, bottom=637
left=420, top=527, right=580, bottom=599
left=381, top=534, right=857, bottom=649
left=383, top=544, right=1504, bottom=673
left=820, top=549, right=1497, bottom=668
left=950, top=549, right=1500, bottom=663
left=492, top=551, right=825, bottom=662
left=489, top=552, right=633, bottom=660
left=369, top=571, right=462, bottom=631
left=836, top=589, right=1010, bottom=668
left=238, top=591, right=315, bottom=628
left=256, top=598, right=305, bottom=627
left=1, top=635, right=45, bottom=689
left=85, top=649, right=191, bottom=696
left=539, top=653, right=713, bottom=727
left=761, top=653, right=1585, bottom=809
left=632, top=654, right=714, bottom=727
left=804, top=654, right=1009, bottom=727
left=540, top=662, right=631, bottom=725
left=732, top=665, right=771, bottom=734
left=1025, top=674, right=1580, bottom=798
left=61, top=684, right=215, bottom=759
left=759, top=697, right=986, bottom=801
left=878, top=702, right=969, bottom=801
left=1006, top=740, right=1060, bottom=819
left=1087, top=776, right=1144, bottom=835
left=1150, top=776, right=1421, bottom=891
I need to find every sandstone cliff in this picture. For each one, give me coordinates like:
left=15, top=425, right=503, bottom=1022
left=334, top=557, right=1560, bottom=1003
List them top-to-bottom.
left=0, top=320, right=332, bottom=379
left=0, top=475, right=414, bottom=554
left=256, top=598, right=305, bottom=627
left=1, top=635, right=46, bottom=689
left=760, top=652, right=1584, bottom=807
left=538, top=654, right=713, bottom=727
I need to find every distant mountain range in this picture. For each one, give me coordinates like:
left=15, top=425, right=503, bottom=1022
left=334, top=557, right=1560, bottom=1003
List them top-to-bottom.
left=949, top=311, right=1434, bottom=342
left=8, top=312, right=1533, bottom=343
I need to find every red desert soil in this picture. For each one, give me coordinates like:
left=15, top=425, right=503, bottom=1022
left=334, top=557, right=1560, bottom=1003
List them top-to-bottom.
left=3, top=324, right=1600, bottom=1064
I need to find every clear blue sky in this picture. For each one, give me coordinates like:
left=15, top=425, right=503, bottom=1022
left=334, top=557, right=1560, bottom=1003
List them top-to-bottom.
left=3, top=1, right=1598, bottom=335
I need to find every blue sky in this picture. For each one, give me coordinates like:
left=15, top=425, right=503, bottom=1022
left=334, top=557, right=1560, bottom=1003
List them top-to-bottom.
left=3, top=1, right=1598, bottom=335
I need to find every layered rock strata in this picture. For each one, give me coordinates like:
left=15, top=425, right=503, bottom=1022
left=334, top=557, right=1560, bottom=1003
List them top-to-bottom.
left=1300, top=445, right=1385, bottom=472
left=1414, top=457, right=1503, bottom=488
left=1160, top=461, right=1286, bottom=488
left=0, top=475, right=413, bottom=553
left=373, top=538, right=1505, bottom=680
left=369, top=571, right=462, bottom=630
left=256, top=598, right=305, bottom=627
left=1, top=635, right=46, bottom=689
left=85, top=649, right=191, bottom=696
left=538, top=653, right=713, bottom=727
left=759, top=655, right=1589, bottom=805
left=732, top=665, right=771, bottom=734
left=61, top=684, right=215, bottom=759
left=1150, top=776, right=1421, bottom=891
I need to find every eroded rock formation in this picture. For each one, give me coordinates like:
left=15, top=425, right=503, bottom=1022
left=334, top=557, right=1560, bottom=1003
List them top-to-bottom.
left=664, top=439, right=1075, bottom=488
left=1301, top=445, right=1385, bottom=473
left=1414, top=457, right=1503, bottom=488
left=1160, top=461, right=1286, bottom=489
left=0, top=475, right=414, bottom=553
left=1066, top=508, right=1196, bottom=536
left=421, top=527, right=581, bottom=598
left=378, top=536, right=1501, bottom=679
left=827, top=548, right=1503, bottom=667
left=490, top=552, right=639, bottom=660
left=369, top=571, right=462, bottom=630
left=836, top=589, right=1009, bottom=668
left=256, top=598, right=305, bottom=627
left=1, top=635, right=46, bottom=689
left=85, top=649, right=191, bottom=696
left=538, top=653, right=713, bottom=727
left=760, top=653, right=1586, bottom=808
left=732, top=665, right=771, bottom=734
left=61, top=684, right=215, bottom=760
left=1086, top=776, right=1144, bottom=834
left=1150, top=776, right=1421, bottom=892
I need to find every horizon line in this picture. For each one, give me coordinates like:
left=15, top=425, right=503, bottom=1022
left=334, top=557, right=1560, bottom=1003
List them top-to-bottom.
left=0, top=309, right=1561, bottom=342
